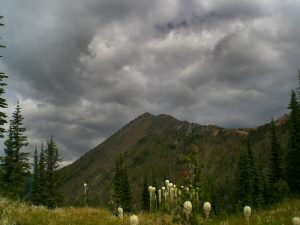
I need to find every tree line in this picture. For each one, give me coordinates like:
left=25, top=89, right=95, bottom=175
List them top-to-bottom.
left=0, top=16, right=62, bottom=208
left=234, top=74, right=300, bottom=211
left=111, top=75, right=300, bottom=213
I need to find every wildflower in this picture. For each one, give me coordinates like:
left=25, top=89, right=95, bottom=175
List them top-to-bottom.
left=165, top=180, right=170, bottom=186
left=83, top=183, right=87, bottom=194
left=162, top=187, right=166, bottom=191
left=158, top=189, right=162, bottom=204
left=183, top=201, right=192, bottom=219
left=203, top=202, right=211, bottom=219
left=244, top=206, right=251, bottom=222
left=117, top=207, right=123, bottom=220
left=130, top=215, right=139, bottom=225
left=293, top=217, right=300, bottom=225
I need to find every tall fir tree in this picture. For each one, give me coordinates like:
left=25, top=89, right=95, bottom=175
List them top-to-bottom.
left=0, top=16, right=8, bottom=138
left=287, top=90, right=300, bottom=193
left=10, top=101, right=30, bottom=198
left=1, top=103, right=29, bottom=199
left=268, top=119, right=287, bottom=202
left=1, top=122, right=15, bottom=195
left=45, top=136, right=62, bottom=208
left=235, top=140, right=263, bottom=209
left=247, top=140, right=263, bottom=207
left=38, top=143, right=47, bottom=205
left=31, top=145, right=40, bottom=204
left=236, top=147, right=251, bottom=208
left=112, top=154, right=132, bottom=212
left=121, top=163, right=132, bottom=212
left=141, top=174, right=149, bottom=211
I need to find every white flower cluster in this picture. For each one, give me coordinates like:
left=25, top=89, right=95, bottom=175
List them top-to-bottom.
left=83, top=183, right=87, bottom=195
left=183, top=201, right=192, bottom=219
left=203, top=202, right=211, bottom=219
left=244, top=206, right=251, bottom=222
left=117, top=207, right=123, bottom=220
left=130, top=215, right=139, bottom=225
left=293, top=217, right=300, bottom=225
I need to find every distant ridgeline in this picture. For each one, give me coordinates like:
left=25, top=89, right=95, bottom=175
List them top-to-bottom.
left=59, top=107, right=298, bottom=213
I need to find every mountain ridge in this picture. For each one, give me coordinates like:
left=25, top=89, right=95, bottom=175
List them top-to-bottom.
left=59, top=112, right=290, bottom=208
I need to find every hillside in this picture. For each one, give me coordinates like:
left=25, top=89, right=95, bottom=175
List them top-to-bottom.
left=59, top=112, right=290, bottom=209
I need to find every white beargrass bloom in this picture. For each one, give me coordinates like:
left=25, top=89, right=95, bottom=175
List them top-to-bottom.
left=165, top=180, right=169, bottom=185
left=83, top=183, right=87, bottom=195
left=169, top=183, right=173, bottom=187
left=148, top=186, right=152, bottom=191
left=162, top=186, right=165, bottom=191
left=158, top=189, right=162, bottom=204
left=183, top=201, right=192, bottom=219
left=203, top=202, right=211, bottom=219
left=244, top=206, right=251, bottom=222
left=117, top=207, right=123, bottom=220
left=130, top=215, right=139, bottom=225
left=293, top=217, right=300, bottom=225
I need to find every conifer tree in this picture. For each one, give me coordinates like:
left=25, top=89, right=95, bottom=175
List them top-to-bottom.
left=0, top=16, right=8, bottom=138
left=287, top=90, right=300, bottom=193
left=10, top=101, right=30, bottom=198
left=1, top=103, right=29, bottom=199
left=268, top=119, right=287, bottom=202
left=1, top=122, right=15, bottom=195
left=45, top=136, right=62, bottom=208
left=235, top=140, right=263, bottom=209
left=247, top=140, right=263, bottom=207
left=38, top=143, right=47, bottom=205
left=31, top=145, right=39, bottom=204
left=236, top=147, right=251, bottom=208
left=112, top=154, right=132, bottom=212
left=121, top=164, right=132, bottom=212
left=141, top=174, right=149, bottom=211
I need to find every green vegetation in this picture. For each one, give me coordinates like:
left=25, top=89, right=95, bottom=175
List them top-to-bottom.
left=1, top=102, right=30, bottom=199
left=111, top=154, right=132, bottom=212
left=0, top=197, right=299, bottom=225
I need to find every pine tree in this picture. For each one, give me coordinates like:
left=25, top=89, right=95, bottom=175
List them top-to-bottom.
left=0, top=16, right=8, bottom=138
left=287, top=90, right=300, bottom=193
left=10, top=101, right=30, bottom=198
left=1, top=103, right=29, bottom=199
left=268, top=119, right=287, bottom=202
left=1, top=122, right=15, bottom=196
left=45, top=136, right=62, bottom=208
left=235, top=140, right=263, bottom=209
left=247, top=140, right=263, bottom=207
left=38, top=143, right=47, bottom=205
left=31, top=145, right=40, bottom=204
left=236, top=147, right=251, bottom=208
left=112, top=154, right=132, bottom=212
left=112, top=156, right=122, bottom=208
left=121, top=164, right=132, bottom=212
left=141, top=174, right=149, bottom=211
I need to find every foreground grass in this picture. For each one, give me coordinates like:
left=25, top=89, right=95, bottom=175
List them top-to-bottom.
left=0, top=198, right=299, bottom=225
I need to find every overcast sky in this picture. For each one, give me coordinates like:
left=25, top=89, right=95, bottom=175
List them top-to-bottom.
left=0, top=0, right=299, bottom=165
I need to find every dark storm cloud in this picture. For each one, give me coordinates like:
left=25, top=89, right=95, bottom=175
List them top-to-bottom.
left=1, top=0, right=299, bottom=164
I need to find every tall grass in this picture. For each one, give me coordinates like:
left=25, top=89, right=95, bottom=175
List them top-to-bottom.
left=0, top=197, right=299, bottom=225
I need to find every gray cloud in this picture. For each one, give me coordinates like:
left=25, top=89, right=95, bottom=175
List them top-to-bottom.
left=0, top=0, right=299, bottom=164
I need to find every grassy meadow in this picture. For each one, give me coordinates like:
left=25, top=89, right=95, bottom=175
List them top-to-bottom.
left=0, top=197, right=299, bottom=225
